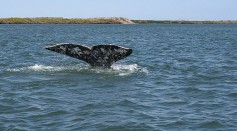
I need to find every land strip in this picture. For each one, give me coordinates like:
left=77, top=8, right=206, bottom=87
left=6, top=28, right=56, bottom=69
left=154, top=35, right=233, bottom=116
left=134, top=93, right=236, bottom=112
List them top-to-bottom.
left=0, top=17, right=237, bottom=24
left=0, top=17, right=134, bottom=24
left=132, top=20, right=237, bottom=24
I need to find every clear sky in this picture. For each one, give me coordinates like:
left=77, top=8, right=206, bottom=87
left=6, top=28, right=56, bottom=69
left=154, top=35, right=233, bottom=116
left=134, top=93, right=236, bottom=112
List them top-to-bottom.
left=1, top=0, right=237, bottom=20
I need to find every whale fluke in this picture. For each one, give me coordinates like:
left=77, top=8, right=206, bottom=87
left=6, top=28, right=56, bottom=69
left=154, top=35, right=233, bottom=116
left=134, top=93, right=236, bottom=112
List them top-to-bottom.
left=45, top=44, right=132, bottom=67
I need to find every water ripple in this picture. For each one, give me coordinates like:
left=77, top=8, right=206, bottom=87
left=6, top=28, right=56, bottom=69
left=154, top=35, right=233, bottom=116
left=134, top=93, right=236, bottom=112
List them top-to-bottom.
left=1, top=24, right=237, bottom=130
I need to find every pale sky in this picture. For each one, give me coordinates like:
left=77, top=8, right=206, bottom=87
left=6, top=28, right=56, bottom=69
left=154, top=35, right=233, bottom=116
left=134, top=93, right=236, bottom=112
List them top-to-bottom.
left=1, top=0, right=237, bottom=20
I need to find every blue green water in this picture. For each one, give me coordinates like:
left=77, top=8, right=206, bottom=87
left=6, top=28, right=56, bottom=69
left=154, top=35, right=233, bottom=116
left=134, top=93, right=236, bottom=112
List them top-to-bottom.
left=0, top=24, right=237, bottom=130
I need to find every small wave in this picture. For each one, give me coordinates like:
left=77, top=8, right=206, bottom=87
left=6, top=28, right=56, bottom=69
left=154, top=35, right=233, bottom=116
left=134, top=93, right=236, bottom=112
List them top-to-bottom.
left=6, top=64, right=148, bottom=76
left=183, top=87, right=202, bottom=93
left=227, top=92, right=237, bottom=98
left=118, top=99, right=149, bottom=109
left=199, top=120, right=223, bottom=128
left=101, top=124, right=153, bottom=131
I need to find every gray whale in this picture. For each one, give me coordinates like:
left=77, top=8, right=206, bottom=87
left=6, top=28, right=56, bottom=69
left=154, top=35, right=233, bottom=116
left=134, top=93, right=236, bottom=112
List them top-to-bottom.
left=45, top=44, right=132, bottom=67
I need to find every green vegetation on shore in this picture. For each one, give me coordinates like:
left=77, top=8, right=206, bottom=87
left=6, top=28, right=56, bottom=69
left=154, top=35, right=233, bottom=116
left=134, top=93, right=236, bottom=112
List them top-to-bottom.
left=0, top=17, right=237, bottom=24
left=0, top=17, right=134, bottom=24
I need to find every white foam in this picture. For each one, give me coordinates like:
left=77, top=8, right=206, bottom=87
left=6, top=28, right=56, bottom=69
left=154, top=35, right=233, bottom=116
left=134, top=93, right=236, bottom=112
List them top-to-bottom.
left=7, top=64, right=148, bottom=76
left=7, top=64, right=75, bottom=72
left=28, top=64, right=56, bottom=71
left=111, top=64, right=149, bottom=76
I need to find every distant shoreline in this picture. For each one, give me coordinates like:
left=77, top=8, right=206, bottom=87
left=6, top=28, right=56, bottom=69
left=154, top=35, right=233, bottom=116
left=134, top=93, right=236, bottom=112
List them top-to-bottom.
left=0, top=17, right=237, bottom=24
left=0, top=17, right=134, bottom=24
left=132, top=20, right=237, bottom=24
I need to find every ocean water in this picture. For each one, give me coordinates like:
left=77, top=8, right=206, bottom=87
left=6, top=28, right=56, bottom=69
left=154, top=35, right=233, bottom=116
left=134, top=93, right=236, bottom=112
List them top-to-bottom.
left=0, top=24, right=237, bottom=130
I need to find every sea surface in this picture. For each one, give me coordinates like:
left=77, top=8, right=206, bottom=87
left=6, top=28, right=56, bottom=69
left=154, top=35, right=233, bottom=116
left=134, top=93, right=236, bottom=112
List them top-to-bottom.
left=0, top=24, right=237, bottom=130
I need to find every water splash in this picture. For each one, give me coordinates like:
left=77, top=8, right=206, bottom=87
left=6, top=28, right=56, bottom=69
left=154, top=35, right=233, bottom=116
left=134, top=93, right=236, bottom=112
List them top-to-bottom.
left=6, top=64, right=148, bottom=76
left=7, top=64, right=73, bottom=72
left=112, top=64, right=149, bottom=76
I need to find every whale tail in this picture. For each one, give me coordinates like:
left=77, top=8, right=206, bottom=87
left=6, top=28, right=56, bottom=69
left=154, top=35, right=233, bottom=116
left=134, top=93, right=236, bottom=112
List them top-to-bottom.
left=45, top=44, right=132, bottom=67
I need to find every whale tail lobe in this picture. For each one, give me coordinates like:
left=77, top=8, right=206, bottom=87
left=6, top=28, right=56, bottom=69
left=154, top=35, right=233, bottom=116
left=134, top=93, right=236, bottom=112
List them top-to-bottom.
left=45, top=44, right=132, bottom=67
